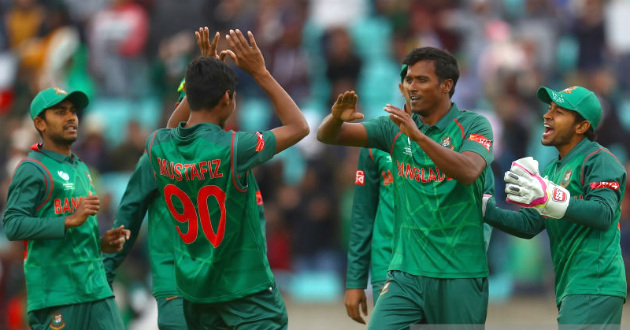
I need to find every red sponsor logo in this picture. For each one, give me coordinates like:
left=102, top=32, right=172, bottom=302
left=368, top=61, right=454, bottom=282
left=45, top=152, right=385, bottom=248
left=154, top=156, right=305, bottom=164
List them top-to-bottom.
left=255, top=132, right=265, bottom=152
left=468, top=134, right=492, bottom=152
left=355, top=170, right=365, bottom=185
left=382, top=170, right=394, bottom=186
left=589, top=181, right=620, bottom=191
left=552, top=188, right=567, bottom=202
left=256, top=190, right=264, bottom=205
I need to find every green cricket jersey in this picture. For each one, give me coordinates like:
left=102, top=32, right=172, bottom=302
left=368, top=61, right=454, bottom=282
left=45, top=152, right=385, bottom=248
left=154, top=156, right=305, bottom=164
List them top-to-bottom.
left=363, top=103, right=494, bottom=278
left=146, top=122, right=277, bottom=303
left=485, top=138, right=627, bottom=304
left=3, top=144, right=113, bottom=312
left=346, top=148, right=395, bottom=289
left=103, top=153, right=179, bottom=298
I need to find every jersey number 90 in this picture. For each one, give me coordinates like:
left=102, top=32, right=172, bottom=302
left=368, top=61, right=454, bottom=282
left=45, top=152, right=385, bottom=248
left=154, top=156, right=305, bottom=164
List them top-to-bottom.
left=164, top=184, right=226, bottom=247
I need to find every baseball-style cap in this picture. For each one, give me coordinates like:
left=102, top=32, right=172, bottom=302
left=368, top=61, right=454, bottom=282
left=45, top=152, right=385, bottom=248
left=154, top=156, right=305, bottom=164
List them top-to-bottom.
left=177, top=78, right=186, bottom=103
left=536, top=86, right=601, bottom=128
left=30, top=87, right=89, bottom=119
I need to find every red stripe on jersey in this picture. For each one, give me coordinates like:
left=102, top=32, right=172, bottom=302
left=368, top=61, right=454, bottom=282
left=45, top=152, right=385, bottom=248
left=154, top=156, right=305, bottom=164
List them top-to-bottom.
left=453, top=119, right=465, bottom=139
left=230, top=131, right=247, bottom=193
left=391, top=132, right=402, bottom=155
left=368, top=148, right=375, bottom=162
left=580, top=148, right=623, bottom=186
left=14, top=158, right=54, bottom=211
left=355, top=170, right=365, bottom=185
left=589, top=181, right=620, bottom=191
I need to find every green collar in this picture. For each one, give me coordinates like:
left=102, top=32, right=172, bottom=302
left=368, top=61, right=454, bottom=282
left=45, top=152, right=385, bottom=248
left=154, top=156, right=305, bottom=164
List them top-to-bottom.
left=412, top=103, right=460, bottom=132
left=175, top=121, right=223, bottom=139
left=557, top=137, right=591, bottom=165
left=35, top=144, right=78, bottom=164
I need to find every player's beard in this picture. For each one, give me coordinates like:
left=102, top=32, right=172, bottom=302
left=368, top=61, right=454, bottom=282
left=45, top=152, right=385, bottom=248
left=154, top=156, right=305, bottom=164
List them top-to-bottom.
left=541, top=127, right=573, bottom=147
left=49, top=132, right=78, bottom=146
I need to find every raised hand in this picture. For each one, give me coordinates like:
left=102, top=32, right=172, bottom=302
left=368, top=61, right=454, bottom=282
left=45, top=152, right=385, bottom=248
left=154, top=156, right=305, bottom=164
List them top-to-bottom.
left=195, top=26, right=224, bottom=60
left=224, top=29, right=266, bottom=77
left=332, top=91, right=364, bottom=122
left=384, top=104, right=421, bottom=141
left=65, top=193, right=100, bottom=229
left=100, top=225, right=131, bottom=253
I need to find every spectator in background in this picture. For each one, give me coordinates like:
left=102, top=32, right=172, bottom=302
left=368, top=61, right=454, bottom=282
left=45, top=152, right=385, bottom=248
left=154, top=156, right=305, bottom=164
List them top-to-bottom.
left=89, top=0, right=149, bottom=97
left=324, top=27, right=362, bottom=104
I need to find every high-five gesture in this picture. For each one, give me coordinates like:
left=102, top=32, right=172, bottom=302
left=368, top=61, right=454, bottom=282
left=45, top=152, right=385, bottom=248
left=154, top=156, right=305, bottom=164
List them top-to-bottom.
left=195, top=26, right=227, bottom=61
left=224, top=29, right=266, bottom=77
left=332, top=91, right=364, bottom=122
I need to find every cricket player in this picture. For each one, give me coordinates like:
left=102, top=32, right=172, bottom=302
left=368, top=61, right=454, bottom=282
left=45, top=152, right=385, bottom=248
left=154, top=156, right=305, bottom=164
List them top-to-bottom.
left=103, top=27, right=222, bottom=330
left=145, top=29, right=308, bottom=329
left=318, top=47, right=493, bottom=329
left=484, top=86, right=626, bottom=329
left=3, top=87, right=128, bottom=330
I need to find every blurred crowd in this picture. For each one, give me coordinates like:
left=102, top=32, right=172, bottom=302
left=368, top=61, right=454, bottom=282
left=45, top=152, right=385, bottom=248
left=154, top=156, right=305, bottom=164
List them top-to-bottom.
left=1, top=0, right=630, bottom=329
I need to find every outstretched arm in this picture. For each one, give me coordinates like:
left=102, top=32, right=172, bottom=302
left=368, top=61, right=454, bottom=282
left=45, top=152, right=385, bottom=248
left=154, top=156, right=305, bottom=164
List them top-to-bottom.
left=225, top=29, right=309, bottom=154
left=317, top=91, right=368, bottom=147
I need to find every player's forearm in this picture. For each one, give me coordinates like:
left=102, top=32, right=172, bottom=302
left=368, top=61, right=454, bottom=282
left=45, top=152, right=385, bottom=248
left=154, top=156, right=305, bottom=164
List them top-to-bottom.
left=254, top=70, right=309, bottom=146
left=167, top=96, right=190, bottom=128
left=317, top=114, right=345, bottom=144
left=414, top=135, right=484, bottom=184
left=484, top=198, right=544, bottom=239
left=564, top=198, right=614, bottom=231
left=3, top=213, right=65, bottom=240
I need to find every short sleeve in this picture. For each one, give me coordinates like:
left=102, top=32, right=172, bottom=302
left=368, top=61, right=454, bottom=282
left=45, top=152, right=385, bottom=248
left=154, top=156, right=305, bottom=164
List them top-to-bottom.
left=460, top=115, right=494, bottom=167
left=363, top=116, right=398, bottom=153
left=235, top=130, right=277, bottom=173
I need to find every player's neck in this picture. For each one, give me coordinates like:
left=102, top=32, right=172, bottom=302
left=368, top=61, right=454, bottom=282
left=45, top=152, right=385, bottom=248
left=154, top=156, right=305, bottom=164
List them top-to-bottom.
left=418, top=100, right=452, bottom=127
left=186, top=110, right=226, bottom=129
left=556, top=135, right=585, bottom=159
left=41, top=140, right=72, bottom=156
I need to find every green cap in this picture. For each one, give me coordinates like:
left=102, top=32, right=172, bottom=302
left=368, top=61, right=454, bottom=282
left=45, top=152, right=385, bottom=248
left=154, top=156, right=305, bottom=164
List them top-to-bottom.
left=177, top=78, right=186, bottom=103
left=536, top=86, right=601, bottom=128
left=30, top=87, right=89, bottom=119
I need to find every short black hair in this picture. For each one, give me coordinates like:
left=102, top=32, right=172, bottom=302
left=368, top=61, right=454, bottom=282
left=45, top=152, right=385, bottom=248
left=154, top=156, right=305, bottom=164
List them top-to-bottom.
left=401, top=47, right=459, bottom=98
left=185, top=57, right=238, bottom=111
left=574, top=112, right=597, bottom=141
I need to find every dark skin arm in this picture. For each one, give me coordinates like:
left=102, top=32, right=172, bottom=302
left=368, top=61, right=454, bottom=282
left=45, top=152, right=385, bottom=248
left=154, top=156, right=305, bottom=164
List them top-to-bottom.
left=317, top=91, right=367, bottom=147
left=385, top=104, right=486, bottom=185
left=345, top=288, right=368, bottom=324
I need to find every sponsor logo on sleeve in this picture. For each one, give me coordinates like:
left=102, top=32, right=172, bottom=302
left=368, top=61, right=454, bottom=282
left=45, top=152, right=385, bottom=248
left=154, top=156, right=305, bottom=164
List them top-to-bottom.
left=255, top=132, right=265, bottom=152
left=468, top=134, right=492, bottom=152
left=355, top=170, right=365, bottom=185
left=589, top=181, right=620, bottom=191
left=256, top=190, right=264, bottom=205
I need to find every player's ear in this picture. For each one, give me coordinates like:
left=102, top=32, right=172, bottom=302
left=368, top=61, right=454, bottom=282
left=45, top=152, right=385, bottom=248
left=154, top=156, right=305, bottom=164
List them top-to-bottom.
left=441, top=79, right=453, bottom=95
left=34, top=114, right=47, bottom=133
left=575, top=120, right=590, bottom=135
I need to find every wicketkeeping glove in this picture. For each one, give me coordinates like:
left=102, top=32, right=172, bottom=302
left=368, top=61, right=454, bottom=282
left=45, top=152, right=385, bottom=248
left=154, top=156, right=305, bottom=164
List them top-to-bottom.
left=504, top=157, right=570, bottom=219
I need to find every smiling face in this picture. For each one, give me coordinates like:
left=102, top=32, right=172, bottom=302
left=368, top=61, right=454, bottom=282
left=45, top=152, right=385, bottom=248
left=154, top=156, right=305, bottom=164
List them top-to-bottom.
left=399, top=60, right=452, bottom=117
left=35, top=99, right=79, bottom=146
left=542, top=102, right=590, bottom=156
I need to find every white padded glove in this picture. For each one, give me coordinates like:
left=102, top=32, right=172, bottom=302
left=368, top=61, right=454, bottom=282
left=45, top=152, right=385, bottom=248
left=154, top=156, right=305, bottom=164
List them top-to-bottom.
left=504, top=157, right=570, bottom=219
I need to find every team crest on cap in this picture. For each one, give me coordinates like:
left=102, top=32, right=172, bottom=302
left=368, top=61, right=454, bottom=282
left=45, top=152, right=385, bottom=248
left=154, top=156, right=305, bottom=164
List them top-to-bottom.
left=561, top=86, right=578, bottom=94
left=53, top=87, right=68, bottom=95
left=441, top=136, right=454, bottom=150
left=560, top=170, right=572, bottom=187
left=50, top=312, right=66, bottom=330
